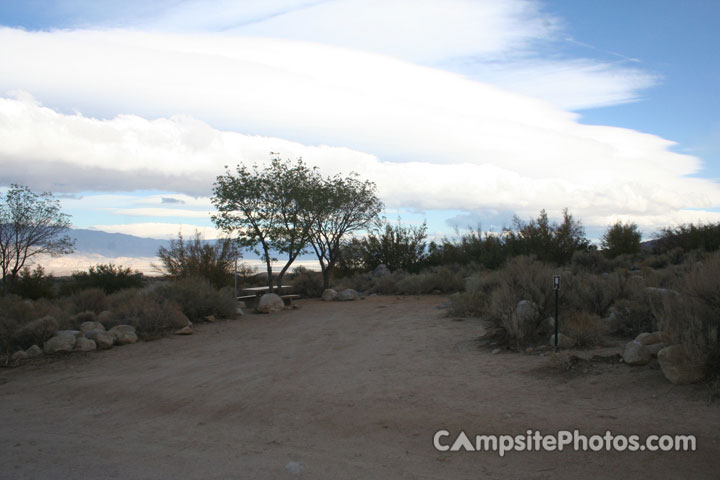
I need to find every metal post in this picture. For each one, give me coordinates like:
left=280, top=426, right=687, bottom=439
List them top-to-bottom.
left=234, top=257, right=238, bottom=300
left=553, top=274, right=560, bottom=350
left=554, top=288, right=559, bottom=350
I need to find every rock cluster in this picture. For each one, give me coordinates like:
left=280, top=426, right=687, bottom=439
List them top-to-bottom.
left=11, top=319, right=138, bottom=363
left=620, top=330, right=704, bottom=385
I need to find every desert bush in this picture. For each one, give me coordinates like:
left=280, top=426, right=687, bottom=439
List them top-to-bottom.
left=601, top=221, right=642, bottom=258
left=654, top=221, right=720, bottom=254
left=155, top=230, right=238, bottom=289
left=570, top=249, right=614, bottom=275
left=649, top=254, right=720, bottom=371
left=69, top=263, right=144, bottom=294
left=10, top=265, right=55, bottom=299
left=290, top=266, right=324, bottom=297
left=336, top=271, right=374, bottom=293
left=448, top=271, right=500, bottom=316
left=562, top=271, right=628, bottom=317
left=155, top=276, right=237, bottom=323
left=66, top=288, right=109, bottom=314
left=107, top=289, right=189, bottom=340
left=610, top=298, right=654, bottom=337
left=563, top=310, right=605, bottom=347
left=11, top=315, right=59, bottom=349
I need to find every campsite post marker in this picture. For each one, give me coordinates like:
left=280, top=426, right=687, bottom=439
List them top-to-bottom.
left=234, top=257, right=238, bottom=299
left=553, top=275, right=560, bottom=350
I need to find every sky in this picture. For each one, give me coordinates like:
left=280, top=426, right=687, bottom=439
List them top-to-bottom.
left=1, top=0, right=719, bottom=252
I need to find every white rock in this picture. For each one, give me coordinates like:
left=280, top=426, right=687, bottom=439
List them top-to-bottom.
left=321, top=289, right=338, bottom=301
left=338, top=289, right=359, bottom=301
left=257, top=293, right=285, bottom=313
left=79, top=321, right=105, bottom=335
left=108, top=325, right=138, bottom=345
left=175, top=326, right=193, bottom=335
left=85, top=329, right=114, bottom=349
left=44, top=334, right=77, bottom=354
left=75, top=337, right=97, bottom=351
left=622, top=340, right=651, bottom=366
left=26, top=345, right=42, bottom=358
left=657, top=345, right=705, bottom=384
left=11, top=350, right=28, bottom=362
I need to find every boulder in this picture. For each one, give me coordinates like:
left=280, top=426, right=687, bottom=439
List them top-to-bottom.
left=372, top=264, right=390, bottom=277
left=321, top=289, right=338, bottom=301
left=338, top=289, right=359, bottom=301
left=257, top=293, right=285, bottom=313
left=511, top=300, right=539, bottom=343
left=236, top=306, right=244, bottom=316
left=205, top=315, right=216, bottom=323
left=79, top=321, right=105, bottom=335
left=108, top=325, right=138, bottom=345
left=175, top=326, right=193, bottom=335
left=85, top=329, right=114, bottom=349
left=57, top=330, right=82, bottom=339
left=635, top=331, right=672, bottom=346
left=549, top=333, right=576, bottom=349
left=44, top=334, right=77, bottom=354
left=75, top=337, right=97, bottom=352
left=622, top=340, right=651, bottom=366
left=646, top=342, right=667, bottom=357
left=26, top=345, right=43, bottom=358
left=657, top=345, right=705, bottom=384
left=11, top=350, right=28, bottom=362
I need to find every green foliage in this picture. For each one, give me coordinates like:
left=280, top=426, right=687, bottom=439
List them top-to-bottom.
left=213, top=156, right=323, bottom=290
left=308, top=172, right=383, bottom=289
left=0, top=184, right=75, bottom=294
left=504, top=209, right=590, bottom=265
left=361, top=218, right=428, bottom=272
left=601, top=221, right=642, bottom=258
left=654, top=222, right=720, bottom=253
left=426, top=228, right=506, bottom=270
left=156, top=230, right=238, bottom=289
left=70, top=263, right=144, bottom=294
left=10, top=265, right=55, bottom=299
left=289, top=266, right=324, bottom=298
left=155, top=276, right=237, bottom=323
left=106, top=289, right=190, bottom=340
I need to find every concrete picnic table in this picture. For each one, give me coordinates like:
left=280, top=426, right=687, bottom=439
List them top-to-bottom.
left=237, top=285, right=299, bottom=308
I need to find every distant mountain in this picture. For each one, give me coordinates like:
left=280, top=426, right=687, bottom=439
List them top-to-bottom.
left=69, top=229, right=169, bottom=258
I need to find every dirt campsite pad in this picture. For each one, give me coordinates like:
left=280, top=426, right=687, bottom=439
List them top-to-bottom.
left=1, top=295, right=718, bottom=479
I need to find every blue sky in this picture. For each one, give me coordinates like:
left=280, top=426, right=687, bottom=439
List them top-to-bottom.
left=1, top=0, right=719, bottom=252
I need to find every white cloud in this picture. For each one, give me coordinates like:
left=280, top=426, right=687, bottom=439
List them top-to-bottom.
left=1, top=93, right=719, bottom=232
left=112, top=208, right=213, bottom=218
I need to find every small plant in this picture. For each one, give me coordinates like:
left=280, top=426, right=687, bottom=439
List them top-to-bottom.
left=70, top=263, right=144, bottom=294
left=10, top=265, right=55, bottom=299
left=290, top=266, right=324, bottom=297
left=155, top=276, right=237, bottom=323
left=107, top=289, right=189, bottom=340
left=563, top=310, right=605, bottom=347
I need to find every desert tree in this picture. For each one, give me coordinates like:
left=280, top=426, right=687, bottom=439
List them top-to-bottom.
left=212, top=156, right=323, bottom=291
left=309, top=173, right=383, bottom=289
left=0, top=184, right=75, bottom=294
left=504, top=208, right=589, bottom=264
left=361, top=218, right=428, bottom=273
left=601, top=221, right=642, bottom=258
left=155, top=230, right=238, bottom=289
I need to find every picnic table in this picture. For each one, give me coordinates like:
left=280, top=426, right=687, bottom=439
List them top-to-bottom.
left=237, top=285, right=300, bottom=308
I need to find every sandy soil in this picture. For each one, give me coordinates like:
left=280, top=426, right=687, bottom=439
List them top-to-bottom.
left=1, top=295, right=718, bottom=479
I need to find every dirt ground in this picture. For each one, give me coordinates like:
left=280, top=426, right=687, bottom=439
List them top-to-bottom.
left=1, top=295, right=718, bottom=479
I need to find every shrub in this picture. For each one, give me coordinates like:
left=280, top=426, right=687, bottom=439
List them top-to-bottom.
left=360, top=218, right=428, bottom=273
left=601, top=221, right=642, bottom=258
left=155, top=230, right=238, bottom=289
left=570, top=249, right=613, bottom=275
left=649, top=253, right=720, bottom=372
left=70, top=264, right=144, bottom=294
left=10, top=265, right=55, bottom=299
left=290, top=266, right=324, bottom=298
left=155, top=276, right=237, bottom=323
left=66, top=288, right=109, bottom=314
left=107, top=289, right=189, bottom=340
left=563, top=310, right=605, bottom=347
left=11, top=315, right=59, bottom=349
